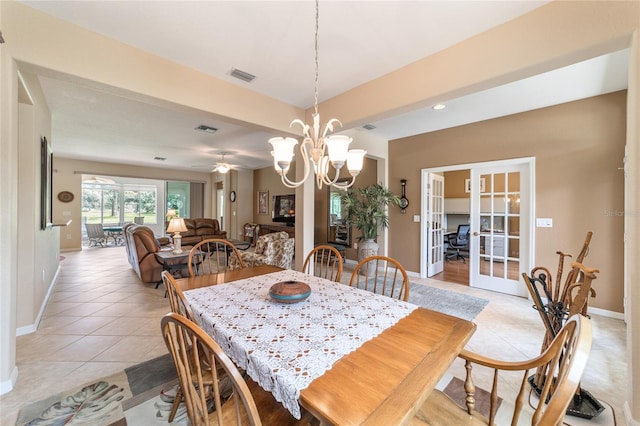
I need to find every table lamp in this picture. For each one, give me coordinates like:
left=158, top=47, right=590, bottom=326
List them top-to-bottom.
left=166, top=217, right=188, bottom=254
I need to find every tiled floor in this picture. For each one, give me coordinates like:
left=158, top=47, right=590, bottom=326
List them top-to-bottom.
left=0, top=245, right=628, bottom=425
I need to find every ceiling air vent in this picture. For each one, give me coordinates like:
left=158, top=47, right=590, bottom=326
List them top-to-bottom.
left=230, top=68, right=256, bottom=83
left=363, top=124, right=376, bottom=130
left=195, top=125, right=218, bottom=134
left=154, top=157, right=166, bottom=161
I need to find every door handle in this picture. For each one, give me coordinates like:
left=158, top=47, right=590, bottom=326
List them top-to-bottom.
left=473, top=232, right=480, bottom=236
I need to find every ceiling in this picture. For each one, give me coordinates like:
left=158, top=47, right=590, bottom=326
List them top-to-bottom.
left=19, top=1, right=629, bottom=172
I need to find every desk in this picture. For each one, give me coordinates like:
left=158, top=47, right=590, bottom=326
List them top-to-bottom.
left=182, top=268, right=475, bottom=424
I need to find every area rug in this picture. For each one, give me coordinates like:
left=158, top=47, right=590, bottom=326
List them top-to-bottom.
left=364, top=277, right=488, bottom=321
left=409, top=282, right=488, bottom=321
left=17, top=285, right=487, bottom=425
left=16, top=354, right=185, bottom=426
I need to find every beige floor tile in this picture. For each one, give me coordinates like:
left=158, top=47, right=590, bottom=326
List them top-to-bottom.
left=0, top=246, right=628, bottom=426
left=53, top=316, right=117, bottom=335
left=91, top=316, right=148, bottom=336
left=45, top=335, right=123, bottom=361
left=91, top=335, right=165, bottom=362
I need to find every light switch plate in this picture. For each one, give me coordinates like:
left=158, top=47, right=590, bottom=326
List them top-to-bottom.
left=536, top=218, right=553, bottom=227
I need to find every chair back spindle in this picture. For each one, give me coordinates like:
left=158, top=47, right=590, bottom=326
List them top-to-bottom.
left=349, top=255, right=409, bottom=301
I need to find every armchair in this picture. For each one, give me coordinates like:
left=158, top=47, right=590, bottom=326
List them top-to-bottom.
left=229, top=231, right=294, bottom=270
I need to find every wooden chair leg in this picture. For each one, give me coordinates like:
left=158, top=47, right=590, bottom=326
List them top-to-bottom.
left=168, top=386, right=183, bottom=422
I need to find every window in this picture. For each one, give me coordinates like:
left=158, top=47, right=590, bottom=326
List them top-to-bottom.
left=82, top=182, right=157, bottom=225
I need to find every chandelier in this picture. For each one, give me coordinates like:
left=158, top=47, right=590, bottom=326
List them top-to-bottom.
left=268, top=0, right=366, bottom=190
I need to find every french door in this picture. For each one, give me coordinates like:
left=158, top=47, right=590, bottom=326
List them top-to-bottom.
left=421, top=158, right=533, bottom=297
left=469, top=163, right=531, bottom=296
left=426, top=173, right=445, bottom=277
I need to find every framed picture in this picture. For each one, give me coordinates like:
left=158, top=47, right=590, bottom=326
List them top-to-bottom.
left=40, top=137, right=53, bottom=230
left=465, top=178, right=486, bottom=193
left=257, top=191, right=268, bottom=215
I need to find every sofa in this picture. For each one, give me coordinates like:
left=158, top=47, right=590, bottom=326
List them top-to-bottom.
left=166, top=218, right=226, bottom=246
left=123, top=223, right=171, bottom=283
left=229, top=231, right=295, bottom=270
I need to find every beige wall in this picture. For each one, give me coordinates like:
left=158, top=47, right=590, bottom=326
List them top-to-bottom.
left=2, top=0, right=639, bottom=418
left=15, top=72, right=60, bottom=331
left=389, top=91, right=626, bottom=314
left=53, top=157, right=214, bottom=251
left=254, top=157, right=378, bottom=262
left=313, top=157, right=379, bottom=261
left=252, top=165, right=296, bottom=226
left=444, top=170, right=470, bottom=199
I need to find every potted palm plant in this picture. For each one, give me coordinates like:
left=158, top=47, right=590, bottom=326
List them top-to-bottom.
left=340, top=184, right=399, bottom=270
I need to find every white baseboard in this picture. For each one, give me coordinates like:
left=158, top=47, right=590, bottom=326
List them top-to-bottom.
left=60, top=248, right=81, bottom=253
left=16, top=264, right=61, bottom=337
left=400, top=271, right=626, bottom=321
left=588, top=306, right=625, bottom=321
left=0, top=366, right=18, bottom=395
left=625, top=402, right=640, bottom=426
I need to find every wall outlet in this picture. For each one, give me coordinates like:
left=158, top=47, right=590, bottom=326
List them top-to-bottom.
left=413, top=215, right=420, bottom=223
left=536, top=218, right=553, bottom=227
left=66, top=234, right=72, bottom=240
left=353, top=242, right=357, bottom=249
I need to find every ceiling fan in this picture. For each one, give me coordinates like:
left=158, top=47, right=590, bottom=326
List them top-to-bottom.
left=212, top=153, right=232, bottom=174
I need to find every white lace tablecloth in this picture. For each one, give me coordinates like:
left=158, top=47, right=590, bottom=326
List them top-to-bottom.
left=184, top=269, right=418, bottom=419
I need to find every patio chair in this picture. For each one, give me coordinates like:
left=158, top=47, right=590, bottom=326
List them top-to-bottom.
left=85, top=223, right=108, bottom=247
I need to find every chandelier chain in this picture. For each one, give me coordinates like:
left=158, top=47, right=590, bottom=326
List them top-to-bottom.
left=268, top=0, right=366, bottom=190
left=314, top=0, right=319, bottom=116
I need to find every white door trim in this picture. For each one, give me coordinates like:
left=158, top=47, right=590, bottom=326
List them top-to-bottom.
left=420, top=157, right=535, bottom=284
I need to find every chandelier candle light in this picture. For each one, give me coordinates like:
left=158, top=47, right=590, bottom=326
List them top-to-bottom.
left=269, top=0, right=366, bottom=190
left=166, top=217, right=188, bottom=254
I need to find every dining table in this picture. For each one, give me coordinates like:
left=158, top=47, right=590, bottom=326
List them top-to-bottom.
left=175, top=265, right=476, bottom=425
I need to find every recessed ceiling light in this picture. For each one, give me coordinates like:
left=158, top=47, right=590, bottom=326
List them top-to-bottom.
left=432, top=104, right=446, bottom=110
left=195, top=125, right=218, bottom=134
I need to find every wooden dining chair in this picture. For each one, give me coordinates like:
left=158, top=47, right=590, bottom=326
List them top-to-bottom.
left=188, top=238, right=246, bottom=277
left=302, top=245, right=343, bottom=283
left=349, top=255, right=409, bottom=301
left=162, top=271, right=193, bottom=320
left=162, top=271, right=197, bottom=422
left=161, top=313, right=315, bottom=426
left=410, top=314, right=592, bottom=426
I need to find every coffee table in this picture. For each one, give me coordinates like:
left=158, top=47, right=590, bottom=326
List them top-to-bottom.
left=154, top=247, right=193, bottom=288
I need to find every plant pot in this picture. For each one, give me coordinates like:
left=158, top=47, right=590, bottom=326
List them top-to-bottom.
left=358, top=239, right=379, bottom=275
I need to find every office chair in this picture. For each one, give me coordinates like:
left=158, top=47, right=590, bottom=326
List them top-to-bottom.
left=446, top=224, right=470, bottom=263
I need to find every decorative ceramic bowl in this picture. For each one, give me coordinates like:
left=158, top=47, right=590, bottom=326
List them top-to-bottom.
left=269, top=281, right=311, bottom=303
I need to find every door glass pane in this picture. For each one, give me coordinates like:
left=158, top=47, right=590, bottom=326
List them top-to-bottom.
left=474, top=170, right=521, bottom=281
left=493, top=173, right=505, bottom=193
left=82, top=187, right=102, bottom=224
left=101, top=189, right=120, bottom=224
left=507, top=260, right=520, bottom=280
